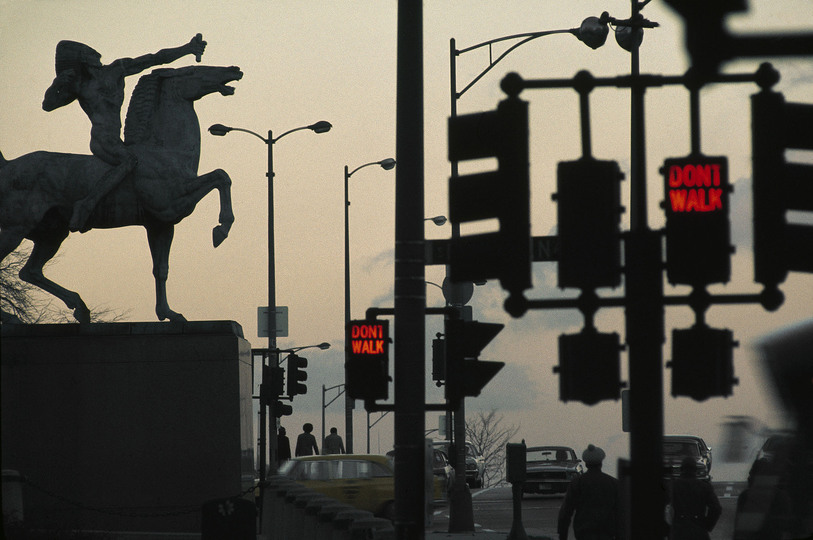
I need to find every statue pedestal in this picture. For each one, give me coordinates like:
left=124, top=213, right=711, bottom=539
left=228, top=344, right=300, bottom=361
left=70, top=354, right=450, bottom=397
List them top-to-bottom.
left=1, top=321, right=254, bottom=535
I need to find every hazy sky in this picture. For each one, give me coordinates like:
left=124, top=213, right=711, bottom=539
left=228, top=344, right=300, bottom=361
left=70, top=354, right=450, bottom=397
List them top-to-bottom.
left=2, top=0, right=811, bottom=478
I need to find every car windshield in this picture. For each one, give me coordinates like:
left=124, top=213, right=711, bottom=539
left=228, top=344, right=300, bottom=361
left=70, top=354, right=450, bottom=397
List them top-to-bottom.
left=663, top=441, right=700, bottom=457
left=527, top=448, right=575, bottom=462
left=288, top=459, right=392, bottom=481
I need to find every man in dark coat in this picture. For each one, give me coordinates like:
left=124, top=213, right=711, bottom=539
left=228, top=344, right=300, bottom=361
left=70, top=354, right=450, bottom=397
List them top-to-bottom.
left=295, top=422, right=319, bottom=457
left=277, top=427, right=291, bottom=467
left=558, top=444, right=618, bottom=540
left=668, top=456, right=722, bottom=540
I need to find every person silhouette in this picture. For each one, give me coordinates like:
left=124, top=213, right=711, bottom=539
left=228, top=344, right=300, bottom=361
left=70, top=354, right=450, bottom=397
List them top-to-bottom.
left=295, top=422, right=319, bottom=456
left=277, top=426, right=291, bottom=467
left=323, top=427, right=345, bottom=454
left=558, top=444, right=618, bottom=540
left=667, top=456, right=721, bottom=540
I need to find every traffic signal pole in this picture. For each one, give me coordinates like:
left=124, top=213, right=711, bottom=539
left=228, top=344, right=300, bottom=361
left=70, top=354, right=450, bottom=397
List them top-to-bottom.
left=394, top=1, right=426, bottom=537
left=625, top=1, right=665, bottom=536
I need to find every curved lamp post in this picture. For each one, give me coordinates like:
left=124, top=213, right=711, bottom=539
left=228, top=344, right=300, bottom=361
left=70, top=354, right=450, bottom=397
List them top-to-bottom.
left=445, top=16, right=611, bottom=533
left=208, top=120, right=331, bottom=480
left=343, top=158, right=395, bottom=453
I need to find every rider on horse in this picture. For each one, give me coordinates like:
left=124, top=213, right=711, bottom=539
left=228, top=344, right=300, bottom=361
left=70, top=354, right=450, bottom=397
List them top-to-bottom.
left=42, top=35, right=206, bottom=232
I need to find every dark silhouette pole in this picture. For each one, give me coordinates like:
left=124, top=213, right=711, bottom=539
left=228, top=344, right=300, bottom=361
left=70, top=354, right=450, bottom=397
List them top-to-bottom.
left=394, top=0, right=426, bottom=537
left=624, top=0, right=665, bottom=537
left=208, top=121, right=331, bottom=479
left=344, top=159, right=396, bottom=454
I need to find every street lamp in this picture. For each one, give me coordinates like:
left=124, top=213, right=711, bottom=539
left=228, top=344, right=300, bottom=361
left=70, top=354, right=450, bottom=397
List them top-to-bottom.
left=443, top=16, right=610, bottom=533
left=208, top=120, right=331, bottom=480
left=343, top=157, right=396, bottom=454
left=425, top=215, right=448, bottom=226
left=273, top=342, right=331, bottom=358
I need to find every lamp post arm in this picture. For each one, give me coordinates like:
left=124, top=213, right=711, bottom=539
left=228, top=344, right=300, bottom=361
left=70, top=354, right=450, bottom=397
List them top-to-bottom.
left=455, top=28, right=575, bottom=99
left=272, top=125, right=311, bottom=143
left=226, top=126, right=269, bottom=144
left=347, top=161, right=383, bottom=178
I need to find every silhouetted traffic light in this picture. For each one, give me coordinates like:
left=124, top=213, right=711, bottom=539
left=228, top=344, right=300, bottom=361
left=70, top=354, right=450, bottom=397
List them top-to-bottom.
left=752, top=88, right=813, bottom=291
left=448, top=94, right=531, bottom=316
left=662, top=155, right=733, bottom=287
left=554, top=158, right=625, bottom=290
left=346, top=319, right=390, bottom=402
left=444, top=319, right=504, bottom=404
left=668, top=325, right=738, bottom=401
left=555, top=329, right=623, bottom=405
left=431, top=336, right=446, bottom=384
left=286, top=353, right=308, bottom=397
left=260, top=365, right=285, bottom=406
left=272, top=400, right=293, bottom=417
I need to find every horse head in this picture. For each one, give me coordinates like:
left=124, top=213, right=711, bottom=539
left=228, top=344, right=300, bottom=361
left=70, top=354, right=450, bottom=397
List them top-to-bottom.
left=124, top=65, right=242, bottom=146
left=157, top=65, right=244, bottom=102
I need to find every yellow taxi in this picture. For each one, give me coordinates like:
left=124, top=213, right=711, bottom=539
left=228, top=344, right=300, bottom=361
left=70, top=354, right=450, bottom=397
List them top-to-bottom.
left=279, top=453, right=445, bottom=519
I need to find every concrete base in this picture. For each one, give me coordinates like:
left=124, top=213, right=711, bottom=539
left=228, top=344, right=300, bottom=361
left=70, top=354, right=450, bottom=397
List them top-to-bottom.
left=1, top=321, right=254, bottom=534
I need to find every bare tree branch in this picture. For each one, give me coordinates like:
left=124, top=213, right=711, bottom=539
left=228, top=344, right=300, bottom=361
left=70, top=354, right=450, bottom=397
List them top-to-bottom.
left=1, top=247, right=128, bottom=324
left=466, top=408, right=520, bottom=487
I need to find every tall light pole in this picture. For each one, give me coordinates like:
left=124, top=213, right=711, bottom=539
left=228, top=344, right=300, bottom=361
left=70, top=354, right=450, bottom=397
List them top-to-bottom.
left=446, top=16, right=609, bottom=534
left=208, top=120, right=331, bottom=479
left=344, top=158, right=396, bottom=454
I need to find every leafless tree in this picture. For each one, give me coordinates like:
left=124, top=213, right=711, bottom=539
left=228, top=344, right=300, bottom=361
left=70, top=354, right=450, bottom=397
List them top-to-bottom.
left=1, top=247, right=127, bottom=324
left=466, top=408, right=520, bottom=487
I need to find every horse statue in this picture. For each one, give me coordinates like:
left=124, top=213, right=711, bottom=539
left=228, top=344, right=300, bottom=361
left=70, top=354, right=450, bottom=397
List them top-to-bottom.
left=0, top=64, right=243, bottom=324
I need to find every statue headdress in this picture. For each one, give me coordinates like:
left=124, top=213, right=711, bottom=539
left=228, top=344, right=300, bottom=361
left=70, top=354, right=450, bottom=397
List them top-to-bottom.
left=55, top=40, right=101, bottom=74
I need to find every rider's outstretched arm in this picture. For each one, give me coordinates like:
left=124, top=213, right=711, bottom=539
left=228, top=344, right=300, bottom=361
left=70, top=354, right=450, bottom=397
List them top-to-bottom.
left=115, top=34, right=206, bottom=77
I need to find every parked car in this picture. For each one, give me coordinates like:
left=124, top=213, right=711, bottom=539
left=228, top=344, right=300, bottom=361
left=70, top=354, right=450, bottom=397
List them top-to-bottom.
left=755, top=433, right=794, bottom=465
left=662, top=435, right=712, bottom=481
left=432, top=440, right=486, bottom=488
left=522, top=446, right=584, bottom=496
left=432, top=448, right=454, bottom=499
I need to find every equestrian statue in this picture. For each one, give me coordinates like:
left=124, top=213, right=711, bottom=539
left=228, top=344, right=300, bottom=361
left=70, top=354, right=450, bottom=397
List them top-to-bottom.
left=0, top=35, right=242, bottom=323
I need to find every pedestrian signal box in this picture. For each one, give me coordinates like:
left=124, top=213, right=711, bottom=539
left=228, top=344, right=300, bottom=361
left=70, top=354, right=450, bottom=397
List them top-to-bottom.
left=662, top=155, right=732, bottom=286
left=347, top=319, right=390, bottom=401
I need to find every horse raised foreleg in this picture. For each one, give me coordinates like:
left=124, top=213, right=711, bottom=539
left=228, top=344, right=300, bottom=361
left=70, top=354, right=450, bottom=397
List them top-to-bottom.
left=163, top=169, right=234, bottom=248
left=146, top=223, right=186, bottom=322
left=18, top=229, right=91, bottom=324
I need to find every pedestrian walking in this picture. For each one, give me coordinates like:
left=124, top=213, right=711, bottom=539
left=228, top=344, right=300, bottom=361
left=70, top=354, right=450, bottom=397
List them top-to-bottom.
left=295, top=422, right=319, bottom=456
left=277, top=426, right=291, bottom=467
left=323, top=427, right=345, bottom=454
left=558, top=444, right=618, bottom=540
left=667, top=456, right=721, bottom=540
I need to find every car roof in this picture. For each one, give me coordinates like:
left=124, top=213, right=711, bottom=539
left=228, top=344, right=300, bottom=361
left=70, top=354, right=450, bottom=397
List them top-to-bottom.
left=664, top=435, right=707, bottom=445
left=526, top=446, right=576, bottom=452
left=290, top=454, right=391, bottom=466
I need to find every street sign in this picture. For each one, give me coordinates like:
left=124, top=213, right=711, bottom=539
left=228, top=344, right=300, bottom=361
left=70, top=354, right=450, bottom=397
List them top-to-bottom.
left=425, top=235, right=559, bottom=265
left=532, top=235, right=560, bottom=261
left=257, top=306, right=289, bottom=337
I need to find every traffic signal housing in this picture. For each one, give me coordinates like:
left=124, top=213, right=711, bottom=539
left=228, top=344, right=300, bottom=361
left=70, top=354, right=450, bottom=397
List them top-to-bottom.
left=752, top=88, right=813, bottom=290
left=448, top=95, right=532, bottom=316
left=662, top=155, right=732, bottom=287
left=554, top=158, right=625, bottom=289
left=346, top=319, right=390, bottom=402
left=444, top=319, right=505, bottom=404
left=668, top=325, right=738, bottom=401
left=555, top=329, right=623, bottom=405
left=286, top=353, right=308, bottom=397
left=260, top=365, right=284, bottom=407
left=272, top=400, right=293, bottom=417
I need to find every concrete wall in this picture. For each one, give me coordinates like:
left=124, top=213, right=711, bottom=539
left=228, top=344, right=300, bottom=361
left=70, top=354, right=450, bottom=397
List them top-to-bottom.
left=1, top=321, right=254, bottom=534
